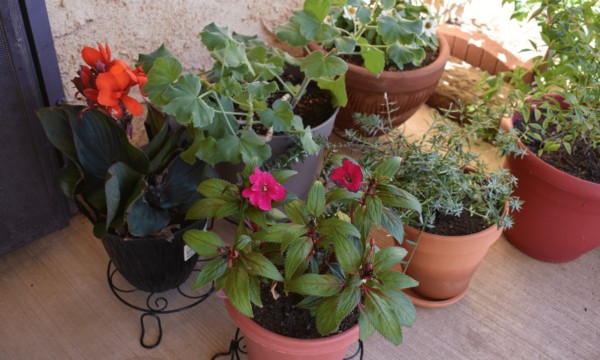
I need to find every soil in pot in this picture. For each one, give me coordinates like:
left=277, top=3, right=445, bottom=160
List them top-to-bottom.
left=514, top=117, right=600, bottom=183
left=426, top=209, right=489, bottom=236
left=251, top=283, right=358, bottom=340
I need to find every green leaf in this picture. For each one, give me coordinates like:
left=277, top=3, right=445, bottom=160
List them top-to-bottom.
left=304, top=0, right=330, bottom=21
left=380, top=0, right=395, bottom=9
left=356, top=6, right=371, bottom=24
left=293, top=10, right=323, bottom=41
left=377, top=17, right=422, bottom=45
left=275, top=18, right=311, bottom=47
left=200, top=22, right=231, bottom=51
left=335, top=36, right=357, bottom=54
left=357, top=38, right=385, bottom=75
left=136, top=44, right=175, bottom=74
left=387, top=44, right=426, bottom=70
left=300, top=51, right=348, bottom=80
left=144, top=56, right=183, bottom=106
left=161, top=74, right=216, bottom=128
left=317, top=75, right=348, bottom=107
left=218, top=77, right=243, bottom=97
left=248, top=81, right=279, bottom=101
left=260, top=100, right=295, bottom=132
left=36, top=106, right=81, bottom=165
left=142, top=107, right=169, bottom=155
left=300, top=126, right=322, bottom=155
left=160, top=155, right=216, bottom=210
left=374, top=157, right=402, bottom=179
left=58, top=162, right=82, bottom=199
left=105, top=162, right=145, bottom=230
left=273, top=170, right=297, bottom=184
left=197, top=178, right=235, bottom=197
left=307, top=181, right=326, bottom=216
left=377, top=185, right=421, bottom=213
left=325, top=187, right=361, bottom=203
left=126, top=195, right=171, bottom=237
left=365, top=195, right=383, bottom=227
left=187, top=197, right=230, bottom=220
left=284, top=199, right=308, bottom=224
left=381, top=207, right=405, bottom=242
left=319, top=217, right=360, bottom=238
left=253, top=223, right=306, bottom=245
left=183, top=230, right=225, bottom=257
left=331, top=235, right=361, bottom=273
left=284, top=237, right=313, bottom=280
left=372, top=246, right=407, bottom=272
left=243, top=252, right=283, bottom=281
left=192, top=258, right=227, bottom=290
left=225, top=267, right=253, bottom=317
left=376, top=270, right=419, bottom=290
left=287, top=274, right=343, bottom=296
left=248, top=276, right=262, bottom=307
left=335, top=286, right=361, bottom=327
left=364, top=291, right=405, bottom=345
left=315, top=296, right=340, bottom=335
left=359, top=308, right=375, bottom=340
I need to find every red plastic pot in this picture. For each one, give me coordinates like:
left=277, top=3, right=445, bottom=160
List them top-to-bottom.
left=501, top=117, right=600, bottom=262
left=399, top=223, right=502, bottom=306
left=224, top=300, right=359, bottom=360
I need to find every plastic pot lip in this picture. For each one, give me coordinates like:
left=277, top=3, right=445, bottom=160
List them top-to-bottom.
left=500, top=116, right=600, bottom=195
left=404, top=221, right=503, bottom=242
left=224, top=300, right=359, bottom=353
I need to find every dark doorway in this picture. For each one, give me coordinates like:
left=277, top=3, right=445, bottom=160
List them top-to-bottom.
left=0, top=0, right=70, bottom=256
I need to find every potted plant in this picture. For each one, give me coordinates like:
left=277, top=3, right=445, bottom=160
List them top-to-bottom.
left=276, top=0, right=449, bottom=132
left=492, top=0, right=600, bottom=262
left=139, top=23, right=347, bottom=199
left=36, top=43, right=216, bottom=292
left=346, top=110, right=521, bottom=306
left=183, top=157, right=422, bottom=359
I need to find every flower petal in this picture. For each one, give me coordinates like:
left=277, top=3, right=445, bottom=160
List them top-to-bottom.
left=82, top=47, right=101, bottom=68
left=122, top=95, right=143, bottom=116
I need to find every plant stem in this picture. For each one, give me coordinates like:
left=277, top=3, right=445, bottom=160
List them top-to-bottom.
left=291, top=77, right=311, bottom=109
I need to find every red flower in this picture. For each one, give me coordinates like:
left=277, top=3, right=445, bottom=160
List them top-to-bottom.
left=82, top=42, right=112, bottom=72
left=96, top=61, right=143, bottom=117
left=330, top=159, right=363, bottom=192
left=242, top=168, right=286, bottom=211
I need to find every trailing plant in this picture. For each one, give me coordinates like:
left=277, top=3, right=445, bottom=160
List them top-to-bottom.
left=276, top=0, right=441, bottom=74
left=138, top=23, right=346, bottom=167
left=37, top=43, right=215, bottom=239
left=345, top=109, right=522, bottom=232
left=183, top=158, right=422, bottom=344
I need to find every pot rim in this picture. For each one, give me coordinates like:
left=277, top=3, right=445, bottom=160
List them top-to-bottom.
left=500, top=116, right=600, bottom=196
left=404, top=221, right=503, bottom=242
left=224, top=300, right=359, bottom=354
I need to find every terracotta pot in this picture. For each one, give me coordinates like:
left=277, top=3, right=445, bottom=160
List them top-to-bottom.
left=311, top=32, right=449, bottom=132
left=215, top=107, right=338, bottom=200
left=500, top=116, right=600, bottom=262
left=101, top=220, right=205, bottom=292
left=399, top=223, right=502, bottom=303
left=224, top=300, right=359, bottom=360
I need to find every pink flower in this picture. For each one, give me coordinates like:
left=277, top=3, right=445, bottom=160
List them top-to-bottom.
left=330, top=159, right=363, bottom=192
left=242, top=168, right=286, bottom=211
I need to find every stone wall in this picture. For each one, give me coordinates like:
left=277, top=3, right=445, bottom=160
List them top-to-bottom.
left=45, top=0, right=301, bottom=101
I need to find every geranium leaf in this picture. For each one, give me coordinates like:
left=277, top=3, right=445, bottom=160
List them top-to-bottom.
left=304, top=0, right=331, bottom=21
left=380, top=0, right=395, bottom=9
left=356, top=6, right=371, bottom=24
left=293, top=10, right=323, bottom=41
left=275, top=17, right=311, bottom=47
left=200, top=22, right=231, bottom=51
left=334, top=36, right=357, bottom=54
left=357, top=37, right=385, bottom=75
left=387, top=43, right=425, bottom=70
left=136, top=44, right=175, bottom=74
left=300, top=51, right=348, bottom=79
left=144, top=56, right=183, bottom=106
left=162, top=74, right=216, bottom=128
left=317, top=75, right=348, bottom=107
left=248, top=81, right=279, bottom=101
left=260, top=99, right=295, bottom=132
left=301, top=126, right=321, bottom=155
left=238, top=130, right=272, bottom=165
left=183, top=230, right=225, bottom=257
left=243, top=252, right=283, bottom=281
left=192, top=258, right=227, bottom=290
left=287, top=274, right=343, bottom=296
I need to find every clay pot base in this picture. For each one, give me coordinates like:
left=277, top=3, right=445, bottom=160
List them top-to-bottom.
left=402, top=287, right=468, bottom=309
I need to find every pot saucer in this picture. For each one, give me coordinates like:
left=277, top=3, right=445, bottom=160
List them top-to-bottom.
left=402, top=287, right=468, bottom=309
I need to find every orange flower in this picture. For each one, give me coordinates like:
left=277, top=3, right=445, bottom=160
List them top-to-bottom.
left=82, top=43, right=112, bottom=71
left=96, top=62, right=143, bottom=117
left=133, top=66, right=148, bottom=97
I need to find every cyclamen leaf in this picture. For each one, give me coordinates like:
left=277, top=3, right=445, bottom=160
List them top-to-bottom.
left=357, top=38, right=385, bottom=75
left=300, top=51, right=348, bottom=80
left=144, top=56, right=183, bottom=106
left=162, top=74, right=216, bottom=128
left=260, top=100, right=295, bottom=132
left=307, top=181, right=326, bottom=217
left=183, top=230, right=225, bottom=257
left=243, top=252, right=283, bottom=281
left=192, top=258, right=227, bottom=290
left=287, top=274, right=343, bottom=296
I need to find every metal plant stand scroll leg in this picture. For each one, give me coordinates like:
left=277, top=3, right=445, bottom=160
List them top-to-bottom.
left=106, top=259, right=215, bottom=349
left=211, top=329, right=364, bottom=360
